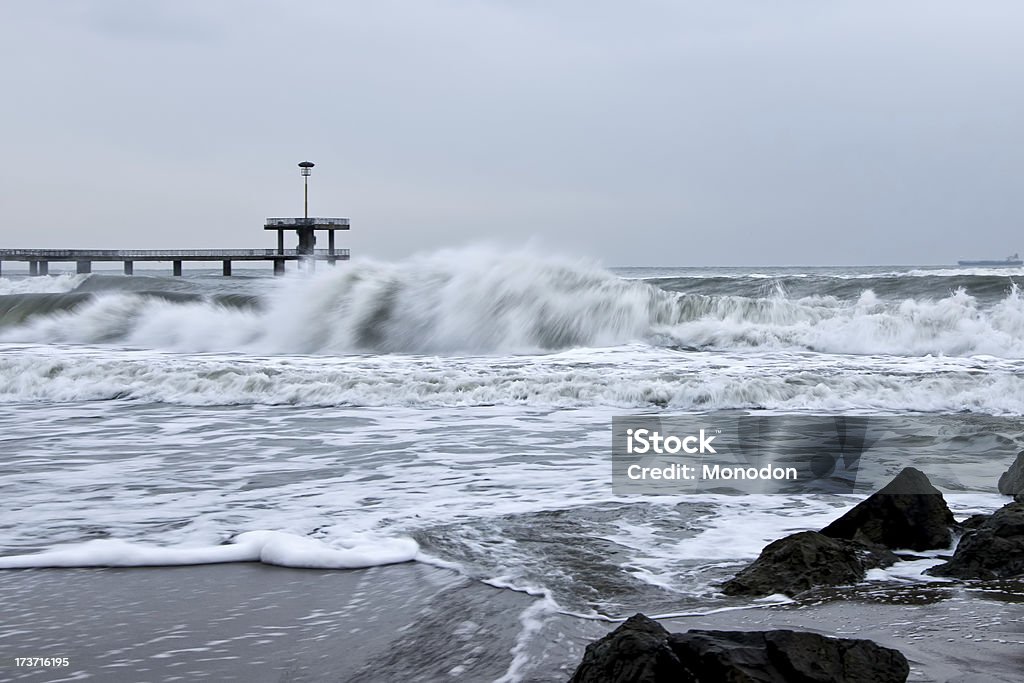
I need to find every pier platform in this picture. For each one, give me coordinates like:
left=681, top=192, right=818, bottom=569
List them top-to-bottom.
left=0, top=248, right=350, bottom=276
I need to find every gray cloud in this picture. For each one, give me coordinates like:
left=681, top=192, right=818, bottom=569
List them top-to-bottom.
left=1, top=0, right=1022, bottom=265
left=75, top=1, right=223, bottom=43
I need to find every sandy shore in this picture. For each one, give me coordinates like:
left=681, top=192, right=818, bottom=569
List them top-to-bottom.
left=0, top=563, right=534, bottom=682
left=1, top=565, right=1021, bottom=682
left=555, top=582, right=1024, bottom=683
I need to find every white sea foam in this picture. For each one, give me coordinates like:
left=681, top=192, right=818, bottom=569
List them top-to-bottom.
left=1, top=249, right=663, bottom=354
left=3, top=249, right=1024, bottom=358
left=0, top=252, right=1017, bottom=617
left=633, top=267, right=1024, bottom=279
left=901, top=267, right=1024, bottom=278
left=0, top=273, right=86, bottom=295
left=661, top=285, right=1024, bottom=357
left=2, top=343, right=1024, bottom=412
left=0, top=398, right=1010, bottom=615
left=0, top=530, right=418, bottom=570
left=865, top=557, right=949, bottom=584
left=495, top=595, right=560, bottom=683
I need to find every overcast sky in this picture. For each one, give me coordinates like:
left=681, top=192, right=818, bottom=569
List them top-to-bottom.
left=1, top=1, right=1022, bottom=266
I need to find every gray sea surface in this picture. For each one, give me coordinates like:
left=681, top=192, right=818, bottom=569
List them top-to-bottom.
left=1, top=255, right=1022, bottom=680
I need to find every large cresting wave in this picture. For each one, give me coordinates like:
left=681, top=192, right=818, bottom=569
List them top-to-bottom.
left=2, top=247, right=1024, bottom=357
left=0, top=249, right=673, bottom=354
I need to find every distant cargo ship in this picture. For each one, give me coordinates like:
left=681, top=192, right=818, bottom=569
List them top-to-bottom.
left=957, top=253, right=1022, bottom=266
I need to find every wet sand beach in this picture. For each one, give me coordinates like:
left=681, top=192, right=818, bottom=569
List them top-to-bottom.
left=0, top=563, right=533, bottom=682
left=2, top=564, right=1022, bottom=682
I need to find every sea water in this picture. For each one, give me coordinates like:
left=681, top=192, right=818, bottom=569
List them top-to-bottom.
left=0, top=247, right=1020, bottom=678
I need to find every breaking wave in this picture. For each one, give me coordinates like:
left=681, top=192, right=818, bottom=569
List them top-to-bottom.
left=1, top=247, right=1024, bottom=357
left=0, top=272, right=86, bottom=295
left=3, top=345, right=1024, bottom=412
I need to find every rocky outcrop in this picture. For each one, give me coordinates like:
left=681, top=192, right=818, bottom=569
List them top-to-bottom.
left=929, top=444, right=1024, bottom=580
left=998, top=451, right=1024, bottom=499
left=820, top=467, right=954, bottom=551
left=722, top=469, right=956, bottom=596
left=927, top=502, right=1024, bottom=580
left=958, top=513, right=991, bottom=532
left=721, top=531, right=896, bottom=597
left=569, top=613, right=910, bottom=683
left=568, top=614, right=684, bottom=683
left=672, top=630, right=910, bottom=683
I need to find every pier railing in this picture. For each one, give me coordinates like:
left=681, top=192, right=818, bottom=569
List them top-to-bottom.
left=264, top=217, right=350, bottom=227
left=0, top=249, right=349, bottom=260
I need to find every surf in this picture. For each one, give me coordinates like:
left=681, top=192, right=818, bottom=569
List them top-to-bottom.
left=1, top=247, right=1023, bottom=358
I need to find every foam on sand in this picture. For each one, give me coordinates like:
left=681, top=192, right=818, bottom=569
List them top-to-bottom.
left=0, top=530, right=419, bottom=570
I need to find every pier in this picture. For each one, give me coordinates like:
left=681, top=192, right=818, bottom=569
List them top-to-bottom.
left=0, top=161, right=351, bottom=277
left=0, top=245, right=350, bottom=277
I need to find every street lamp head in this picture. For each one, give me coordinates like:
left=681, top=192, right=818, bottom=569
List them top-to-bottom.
left=298, top=161, right=315, bottom=177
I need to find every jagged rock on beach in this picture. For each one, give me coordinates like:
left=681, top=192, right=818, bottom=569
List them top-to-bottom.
left=998, top=450, right=1024, bottom=498
left=820, top=467, right=954, bottom=551
left=927, top=502, right=1024, bottom=580
left=958, top=513, right=991, bottom=532
left=721, top=531, right=897, bottom=597
left=569, top=613, right=910, bottom=683
left=568, top=614, right=682, bottom=683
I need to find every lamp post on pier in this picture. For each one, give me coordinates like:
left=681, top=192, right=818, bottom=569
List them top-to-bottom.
left=297, top=161, right=316, bottom=257
left=299, top=161, right=314, bottom=219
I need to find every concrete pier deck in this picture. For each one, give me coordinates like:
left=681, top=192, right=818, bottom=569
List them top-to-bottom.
left=0, top=248, right=350, bottom=276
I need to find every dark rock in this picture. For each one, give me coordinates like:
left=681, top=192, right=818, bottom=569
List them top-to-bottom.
left=998, top=451, right=1024, bottom=497
left=820, top=467, right=954, bottom=551
left=927, top=502, right=1024, bottom=580
left=958, top=513, right=991, bottom=532
left=722, top=531, right=897, bottom=597
left=568, top=614, right=683, bottom=683
left=569, top=614, right=910, bottom=682
left=672, top=630, right=909, bottom=683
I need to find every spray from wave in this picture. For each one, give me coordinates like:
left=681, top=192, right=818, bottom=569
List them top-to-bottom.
left=2, top=246, right=1024, bottom=357
left=0, top=248, right=674, bottom=354
left=0, top=273, right=86, bottom=295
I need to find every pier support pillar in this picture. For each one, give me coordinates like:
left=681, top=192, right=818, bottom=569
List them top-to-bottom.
left=277, top=230, right=285, bottom=254
left=329, top=231, right=335, bottom=255
left=273, top=259, right=285, bottom=276
left=222, top=260, right=232, bottom=276
left=29, top=261, right=38, bottom=276
left=38, top=261, right=49, bottom=276
left=77, top=261, right=92, bottom=274
left=124, top=261, right=134, bottom=275
left=173, top=261, right=183, bottom=277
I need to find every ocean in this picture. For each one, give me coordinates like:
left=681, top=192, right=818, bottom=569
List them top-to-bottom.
left=0, top=248, right=1021, bottom=681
